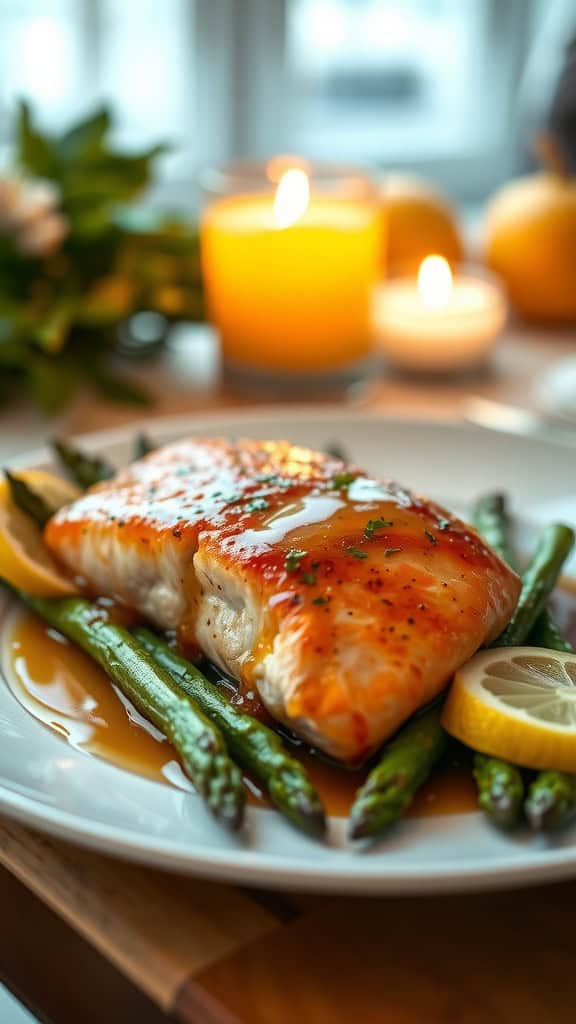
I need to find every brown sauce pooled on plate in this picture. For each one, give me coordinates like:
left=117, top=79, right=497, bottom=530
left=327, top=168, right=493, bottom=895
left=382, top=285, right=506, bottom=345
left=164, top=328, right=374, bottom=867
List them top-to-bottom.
left=3, top=609, right=492, bottom=819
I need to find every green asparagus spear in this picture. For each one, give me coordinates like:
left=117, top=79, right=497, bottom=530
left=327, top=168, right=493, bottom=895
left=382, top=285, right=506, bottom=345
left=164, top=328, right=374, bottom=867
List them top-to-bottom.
left=133, top=433, right=155, bottom=460
left=51, top=438, right=115, bottom=488
left=4, top=471, right=55, bottom=528
left=343, top=488, right=512, bottom=841
left=472, top=492, right=517, bottom=567
left=473, top=492, right=572, bottom=658
left=471, top=495, right=527, bottom=825
left=473, top=495, right=576, bottom=827
left=493, top=524, right=575, bottom=647
left=14, top=592, right=244, bottom=829
left=528, top=610, right=574, bottom=652
left=523, top=614, right=576, bottom=830
left=133, top=627, right=326, bottom=838
left=348, top=703, right=447, bottom=841
left=473, top=753, right=524, bottom=828
left=525, top=771, right=576, bottom=830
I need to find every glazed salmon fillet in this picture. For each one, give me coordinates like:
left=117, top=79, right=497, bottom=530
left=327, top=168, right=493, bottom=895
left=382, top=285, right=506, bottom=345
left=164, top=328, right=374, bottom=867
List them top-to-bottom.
left=44, top=438, right=520, bottom=761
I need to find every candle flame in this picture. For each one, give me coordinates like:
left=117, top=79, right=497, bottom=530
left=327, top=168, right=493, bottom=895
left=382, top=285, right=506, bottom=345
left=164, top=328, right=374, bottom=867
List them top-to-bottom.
left=266, top=155, right=309, bottom=183
left=273, top=168, right=310, bottom=229
left=418, top=255, right=453, bottom=309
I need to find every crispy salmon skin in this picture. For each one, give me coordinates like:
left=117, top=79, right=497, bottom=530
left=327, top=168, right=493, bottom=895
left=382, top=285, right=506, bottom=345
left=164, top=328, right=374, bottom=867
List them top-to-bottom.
left=44, top=438, right=520, bottom=761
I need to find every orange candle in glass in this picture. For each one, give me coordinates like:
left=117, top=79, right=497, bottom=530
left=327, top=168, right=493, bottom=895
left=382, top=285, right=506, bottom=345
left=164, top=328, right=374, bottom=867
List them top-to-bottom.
left=200, top=160, right=381, bottom=383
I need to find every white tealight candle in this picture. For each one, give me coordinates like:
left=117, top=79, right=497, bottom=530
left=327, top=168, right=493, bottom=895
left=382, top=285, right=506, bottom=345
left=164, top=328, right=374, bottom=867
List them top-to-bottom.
left=374, top=255, right=507, bottom=373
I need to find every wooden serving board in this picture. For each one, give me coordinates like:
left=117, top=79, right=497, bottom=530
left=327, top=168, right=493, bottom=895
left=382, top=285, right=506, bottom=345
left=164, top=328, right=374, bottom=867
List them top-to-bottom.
left=0, top=818, right=575, bottom=1024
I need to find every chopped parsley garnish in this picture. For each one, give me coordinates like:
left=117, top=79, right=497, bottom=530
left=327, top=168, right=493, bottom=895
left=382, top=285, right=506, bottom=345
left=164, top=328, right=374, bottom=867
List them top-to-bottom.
left=331, top=472, right=356, bottom=490
left=255, top=473, right=278, bottom=483
left=246, top=496, right=270, bottom=512
left=364, top=517, right=394, bottom=539
left=436, top=517, right=451, bottom=531
left=424, top=529, right=437, bottom=544
left=348, top=546, right=367, bottom=560
left=384, top=547, right=402, bottom=557
left=285, top=549, right=307, bottom=573
left=301, top=571, right=317, bottom=585
left=312, top=596, right=329, bottom=605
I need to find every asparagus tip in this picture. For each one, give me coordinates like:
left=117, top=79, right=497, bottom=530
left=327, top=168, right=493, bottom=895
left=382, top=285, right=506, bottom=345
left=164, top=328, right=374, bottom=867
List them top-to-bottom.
left=269, top=777, right=326, bottom=837
left=525, top=791, right=555, bottom=832
left=217, top=795, right=245, bottom=831
left=347, top=797, right=390, bottom=842
left=348, top=815, right=372, bottom=842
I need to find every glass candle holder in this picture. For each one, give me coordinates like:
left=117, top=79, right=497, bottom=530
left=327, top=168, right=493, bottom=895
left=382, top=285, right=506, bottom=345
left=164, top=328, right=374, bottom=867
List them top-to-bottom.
left=199, top=159, right=382, bottom=395
left=373, top=257, right=507, bottom=376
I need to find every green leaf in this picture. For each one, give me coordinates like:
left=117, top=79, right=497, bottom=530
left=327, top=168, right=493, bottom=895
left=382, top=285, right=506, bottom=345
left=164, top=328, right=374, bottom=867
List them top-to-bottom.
left=16, top=100, right=56, bottom=178
left=57, top=106, right=112, bottom=161
left=74, top=153, right=165, bottom=197
left=63, top=201, right=114, bottom=239
left=33, top=299, right=76, bottom=354
left=0, top=321, right=25, bottom=365
left=26, top=354, right=78, bottom=414
left=91, top=367, right=152, bottom=406
left=0, top=368, right=23, bottom=409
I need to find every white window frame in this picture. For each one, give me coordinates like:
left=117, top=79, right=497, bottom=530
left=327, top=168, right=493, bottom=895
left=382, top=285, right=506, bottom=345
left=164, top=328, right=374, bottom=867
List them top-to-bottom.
left=0, top=0, right=548, bottom=203
left=194, top=0, right=541, bottom=200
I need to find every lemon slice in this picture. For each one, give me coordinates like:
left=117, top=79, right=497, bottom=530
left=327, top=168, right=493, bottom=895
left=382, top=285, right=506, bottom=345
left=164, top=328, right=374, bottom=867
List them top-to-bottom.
left=0, top=469, right=81, bottom=597
left=442, top=647, right=576, bottom=772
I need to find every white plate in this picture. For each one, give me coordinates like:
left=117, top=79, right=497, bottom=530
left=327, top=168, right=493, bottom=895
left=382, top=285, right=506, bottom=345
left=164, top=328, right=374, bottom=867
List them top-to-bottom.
left=535, top=356, right=576, bottom=425
left=2, top=408, right=576, bottom=895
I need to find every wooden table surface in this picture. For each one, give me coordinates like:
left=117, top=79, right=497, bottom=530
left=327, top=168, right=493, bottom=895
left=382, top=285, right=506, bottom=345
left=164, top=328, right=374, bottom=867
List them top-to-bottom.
left=1, top=324, right=576, bottom=1024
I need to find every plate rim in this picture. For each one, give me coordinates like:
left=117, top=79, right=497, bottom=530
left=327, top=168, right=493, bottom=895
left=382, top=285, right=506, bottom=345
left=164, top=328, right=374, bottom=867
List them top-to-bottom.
left=2, top=404, right=509, bottom=470
left=3, top=773, right=576, bottom=895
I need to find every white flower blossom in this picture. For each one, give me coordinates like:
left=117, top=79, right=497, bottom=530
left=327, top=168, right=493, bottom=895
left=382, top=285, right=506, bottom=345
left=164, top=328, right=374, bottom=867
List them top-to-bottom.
left=0, top=174, right=69, bottom=257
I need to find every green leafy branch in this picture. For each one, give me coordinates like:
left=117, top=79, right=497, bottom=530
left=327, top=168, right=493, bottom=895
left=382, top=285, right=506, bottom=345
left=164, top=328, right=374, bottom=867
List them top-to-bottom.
left=0, top=102, right=204, bottom=414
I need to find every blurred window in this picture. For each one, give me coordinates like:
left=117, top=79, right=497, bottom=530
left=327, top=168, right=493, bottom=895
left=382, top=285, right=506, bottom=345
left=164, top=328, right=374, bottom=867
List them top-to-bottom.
left=0, top=0, right=565, bottom=203
left=0, top=0, right=87, bottom=132
left=0, top=0, right=193, bottom=166
left=282, top=0, right=537, bottom=199
left=288, top=0, right=487, bottom=162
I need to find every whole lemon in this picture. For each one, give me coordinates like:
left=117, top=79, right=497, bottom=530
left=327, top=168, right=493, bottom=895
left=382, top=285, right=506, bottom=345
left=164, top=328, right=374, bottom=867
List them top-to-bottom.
left=485, top=173, right=576, bottom=323
left=380, top=174, right=464, bottom=275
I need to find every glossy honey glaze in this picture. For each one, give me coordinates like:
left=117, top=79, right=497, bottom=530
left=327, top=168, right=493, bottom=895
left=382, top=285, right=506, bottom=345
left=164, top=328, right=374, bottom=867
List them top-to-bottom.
left=44, top=438, right=523, bottom=765
left=9, top=585, right=576, bottom=818
left=6, top=609, right=478, bottom=818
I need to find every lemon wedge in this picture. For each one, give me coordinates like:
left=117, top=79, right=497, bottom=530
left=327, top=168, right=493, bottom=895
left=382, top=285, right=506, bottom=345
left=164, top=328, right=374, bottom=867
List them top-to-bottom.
left=0, top=469, right=81, bottom=597
left=443, top=647, right=576, bottom=772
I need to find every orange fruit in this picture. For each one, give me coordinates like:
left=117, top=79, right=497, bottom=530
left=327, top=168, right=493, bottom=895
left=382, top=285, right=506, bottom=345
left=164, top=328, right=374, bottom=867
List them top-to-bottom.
left=485, top=173, right=576, bottom=323
left=380, top=174, right=464, bottom=275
